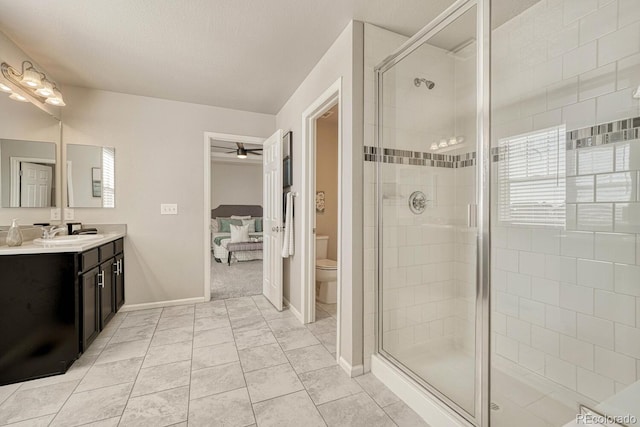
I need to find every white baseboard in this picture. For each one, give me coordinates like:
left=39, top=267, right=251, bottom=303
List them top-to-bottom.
left=120, top=296, right=206, bottom=312
left=283, top=297, right=304, bottom=323
left=371, top=355, right=471, bottom=427
left=338, top=356, right=364, bottom=378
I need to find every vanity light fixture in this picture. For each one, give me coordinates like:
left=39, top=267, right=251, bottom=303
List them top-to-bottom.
left=1, top=61, right=65, bottom=107
left=9, top=93, right=28, bottom=102
left=431, top=135, right=465, bottom=151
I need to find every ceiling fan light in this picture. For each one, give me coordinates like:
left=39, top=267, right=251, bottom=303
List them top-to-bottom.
left=21, top=67, right=42, bottom=88
left=35, top=80, right=54, bottom=97
left=0, top=83, right=12, bottom=93
left=9, top=92, right=28, bottom=102
left=236, top=147, right=248, bottom=159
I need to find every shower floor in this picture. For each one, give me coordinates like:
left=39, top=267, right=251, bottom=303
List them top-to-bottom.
left=388, top=341, right=593, bottom=426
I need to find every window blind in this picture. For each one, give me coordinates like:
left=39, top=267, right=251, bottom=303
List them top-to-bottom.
left=498, top=126, right=566, bottom=226
left=102, top=147, right=115, bottom=208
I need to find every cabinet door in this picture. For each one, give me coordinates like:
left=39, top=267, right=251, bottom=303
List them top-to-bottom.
left=114, top=254, right=125, bottom=310
left=99, top=260, right=115, bottom=328
left=81, top=267, right=100, bottom=351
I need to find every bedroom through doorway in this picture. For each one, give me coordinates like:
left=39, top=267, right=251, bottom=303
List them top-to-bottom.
left=207, top=135, right=265, bottom=300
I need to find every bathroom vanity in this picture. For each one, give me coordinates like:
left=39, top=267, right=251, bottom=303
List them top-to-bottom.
left=0, top=232, right=125, bottom=386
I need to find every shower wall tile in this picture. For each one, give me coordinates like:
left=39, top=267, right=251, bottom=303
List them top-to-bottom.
left=491, top=9, right=640, bottom=387
left=594, top=232, right=636, bottom=263
left=576, top=259, right=614, bottom=290
left=594, top=289, right=637, bottom=326
left=577, top=313, right=614, bottom=349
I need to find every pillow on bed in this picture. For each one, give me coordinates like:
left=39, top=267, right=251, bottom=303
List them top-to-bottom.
left=231, top=215, right=251, bottom=220
left=218, top=217, right=242, bottom=232
left=254, top=217, right=263, bottom=232
left=211, top=219, right=219, bottom=232
left=242, top=219, right=256, bottom=233
left=230, top=224, right=250, bottom=243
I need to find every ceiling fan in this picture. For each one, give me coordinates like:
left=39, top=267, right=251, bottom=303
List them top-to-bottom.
left=211, top=142, right=263, bottom=159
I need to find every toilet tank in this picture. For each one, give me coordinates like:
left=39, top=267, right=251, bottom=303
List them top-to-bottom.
left=315, top=235, right=328, bottom=259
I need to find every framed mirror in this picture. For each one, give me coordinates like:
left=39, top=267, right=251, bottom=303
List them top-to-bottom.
left=0, top=91, right=60, bottom=211
left=66, top=144, right=115, bottom=208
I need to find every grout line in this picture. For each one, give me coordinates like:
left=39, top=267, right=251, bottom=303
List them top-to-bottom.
left=227, top=298, right=259, bottom=425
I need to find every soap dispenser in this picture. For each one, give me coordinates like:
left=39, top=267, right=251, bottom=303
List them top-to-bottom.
left=6, top=219, right=23, bottom=247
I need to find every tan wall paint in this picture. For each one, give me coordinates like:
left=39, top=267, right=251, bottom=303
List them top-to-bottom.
left=315, top=115, right=339, bottom=261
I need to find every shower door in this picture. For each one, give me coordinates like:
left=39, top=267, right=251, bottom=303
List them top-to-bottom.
left=375, top=0, right=488, bottom=424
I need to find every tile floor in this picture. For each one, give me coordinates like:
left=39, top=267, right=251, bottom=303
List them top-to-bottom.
left=0, top=295, right=428, bottom=427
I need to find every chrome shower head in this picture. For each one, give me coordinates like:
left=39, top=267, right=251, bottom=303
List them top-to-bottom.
left=414, top=78, right=435, bottom=89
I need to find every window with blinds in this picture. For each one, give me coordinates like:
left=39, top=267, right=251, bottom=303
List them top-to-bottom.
left=498, top=125, right=566, bottom=226
left=102, top=147, right=115, bottom=208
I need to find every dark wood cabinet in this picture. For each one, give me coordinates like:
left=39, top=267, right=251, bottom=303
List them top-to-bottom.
left=78, top=238, right=125, bottom=352
left=114, top=253, right=125, bottom=310
left=99, top=260, right=115, bottom=328
left=81, top=266, right=100, bottom=348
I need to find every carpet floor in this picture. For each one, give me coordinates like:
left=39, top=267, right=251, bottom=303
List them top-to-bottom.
left=210, top=254, right=262, bottom=300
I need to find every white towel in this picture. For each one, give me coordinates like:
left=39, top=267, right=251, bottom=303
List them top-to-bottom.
left=281, top=191, right=294, bottom=257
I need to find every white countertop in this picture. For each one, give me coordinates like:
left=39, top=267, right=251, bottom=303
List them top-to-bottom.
left=0, top=232, right=126, bottom=255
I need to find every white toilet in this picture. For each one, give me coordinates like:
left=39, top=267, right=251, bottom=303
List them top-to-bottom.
left=315, top=235, right=337, bottom=304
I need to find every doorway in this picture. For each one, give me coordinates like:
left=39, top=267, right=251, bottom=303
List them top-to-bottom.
left=301, top=78, right=342, bottom=365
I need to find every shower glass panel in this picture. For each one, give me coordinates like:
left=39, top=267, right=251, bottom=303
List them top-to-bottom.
left=490, top=1, right=640, bottom=426
left=377, top=3, right=479, bottom=421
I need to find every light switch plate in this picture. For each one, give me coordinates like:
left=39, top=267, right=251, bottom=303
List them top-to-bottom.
left=160, top=203, right=178, bottom=215
left=50, top=208, right=61, bottom=221
left=64, top=208, right=74, bottom=220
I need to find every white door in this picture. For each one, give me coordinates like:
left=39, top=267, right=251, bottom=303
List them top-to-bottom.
left=263, top=129, right=284, bottom=310
left=20, top=162, right=52, bottom=207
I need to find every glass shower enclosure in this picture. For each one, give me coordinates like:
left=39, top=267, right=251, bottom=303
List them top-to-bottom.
left=374, top=0, right=640, bottom=426
left=375, top=1, right=488, bottom=424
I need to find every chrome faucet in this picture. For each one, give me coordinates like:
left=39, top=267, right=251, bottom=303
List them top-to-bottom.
left=41, top=226, right=66, bottom=239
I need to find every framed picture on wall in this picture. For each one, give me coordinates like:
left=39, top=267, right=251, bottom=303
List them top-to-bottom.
left=283, top=131, right=292, bottom=188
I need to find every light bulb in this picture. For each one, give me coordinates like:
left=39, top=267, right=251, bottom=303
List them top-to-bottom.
left=20, top=67, right=42, bottom=88
left=35, top=80, right=54, bottom=97
left=0, top=83, right=12, bottom=93
left=45, top=88, right=65, bottom=106
left=9, top=93, right=28, bottom=102
left=449, top=137, right=457, bottom=145
left=438, top=139, right=448, bottom=148
left=430, top=142, right=438, bottom=151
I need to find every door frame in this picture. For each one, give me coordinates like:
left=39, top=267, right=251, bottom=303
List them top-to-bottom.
left=300, top=78, right=342, bottom=359
left=202, top=131, right=267, bottom=302
left=9, top=156, right=55, bottom=207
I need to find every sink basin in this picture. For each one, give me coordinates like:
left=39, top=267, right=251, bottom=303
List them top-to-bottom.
left=33, top=234, right=105, bottom=245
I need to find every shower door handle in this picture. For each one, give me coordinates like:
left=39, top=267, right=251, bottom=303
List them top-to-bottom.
left=467, top=204, right=477, bottom=228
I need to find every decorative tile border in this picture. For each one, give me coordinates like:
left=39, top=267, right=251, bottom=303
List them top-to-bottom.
left=567, top=116, right=640, bottom=150
left=363, top=146, right=476, bottom=168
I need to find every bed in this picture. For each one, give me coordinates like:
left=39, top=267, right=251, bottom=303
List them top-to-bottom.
left=211, top=204, right=263, bottom=264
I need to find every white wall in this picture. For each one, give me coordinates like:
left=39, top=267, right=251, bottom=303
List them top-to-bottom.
left=276, top=20, right=364, bottom=371
left=61, top=86, right=274, bottom=306
left=211, top=161, right=262, bottom=209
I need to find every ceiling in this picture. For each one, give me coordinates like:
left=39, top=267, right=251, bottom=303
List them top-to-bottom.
left=0, top=0, right=540, bottom=114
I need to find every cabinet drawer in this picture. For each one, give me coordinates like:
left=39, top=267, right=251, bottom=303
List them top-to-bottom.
left=114, top=238, right=124, bottom=255
left=99, top=242, right=115, bottom=260
left=80, top=248, right=99, bottom=272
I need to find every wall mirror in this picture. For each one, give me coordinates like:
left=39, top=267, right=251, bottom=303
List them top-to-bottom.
left=0, top=91, right=60, bottom=209
left=66, top=144, right=115, bottom=208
